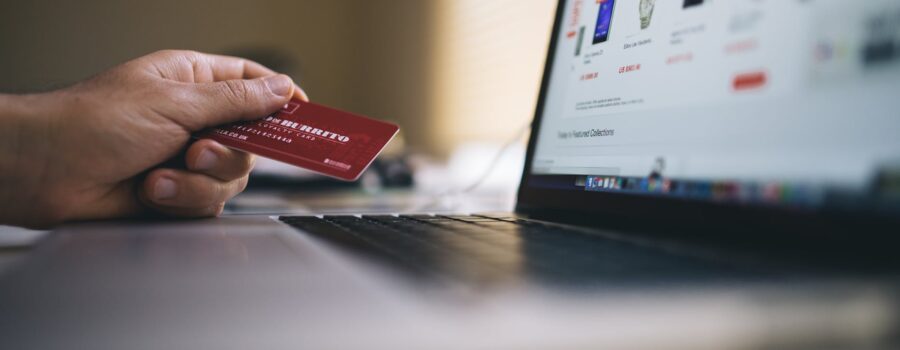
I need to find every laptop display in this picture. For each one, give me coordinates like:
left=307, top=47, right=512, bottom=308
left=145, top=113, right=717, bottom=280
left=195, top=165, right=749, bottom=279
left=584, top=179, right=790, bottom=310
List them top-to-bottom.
left=525, top=0, right=900, bottom=216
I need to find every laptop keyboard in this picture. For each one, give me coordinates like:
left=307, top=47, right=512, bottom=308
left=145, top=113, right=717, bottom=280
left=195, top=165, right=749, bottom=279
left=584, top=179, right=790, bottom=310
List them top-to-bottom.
left=279, top=214, right=751, bottom=286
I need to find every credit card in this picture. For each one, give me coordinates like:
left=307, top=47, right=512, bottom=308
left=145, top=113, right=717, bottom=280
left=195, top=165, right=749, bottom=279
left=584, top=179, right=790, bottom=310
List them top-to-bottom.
left=196, top=99, right=399, bottom=181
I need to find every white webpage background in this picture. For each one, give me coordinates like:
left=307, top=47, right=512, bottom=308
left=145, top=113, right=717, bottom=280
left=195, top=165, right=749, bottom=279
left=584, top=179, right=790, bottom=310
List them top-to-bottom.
left=532, top=0, right=900, bottom=190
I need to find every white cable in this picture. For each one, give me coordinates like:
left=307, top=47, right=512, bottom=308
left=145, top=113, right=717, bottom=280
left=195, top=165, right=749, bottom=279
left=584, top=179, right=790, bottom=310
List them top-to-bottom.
left=406, top=121, right=532, bottom=212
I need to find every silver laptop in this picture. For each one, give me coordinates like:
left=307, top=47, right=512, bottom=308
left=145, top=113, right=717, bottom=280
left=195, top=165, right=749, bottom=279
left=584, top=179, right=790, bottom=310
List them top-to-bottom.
left=2, top=0, right=899, bottom=349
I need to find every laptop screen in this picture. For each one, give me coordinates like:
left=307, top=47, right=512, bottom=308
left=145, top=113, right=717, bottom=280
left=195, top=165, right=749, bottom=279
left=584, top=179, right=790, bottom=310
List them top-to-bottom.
left=527, top=0, right=900, bottom=214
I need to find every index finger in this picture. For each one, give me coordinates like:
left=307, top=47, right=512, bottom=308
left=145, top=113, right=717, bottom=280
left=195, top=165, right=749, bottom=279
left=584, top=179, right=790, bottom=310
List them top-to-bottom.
left=197, top=53, right=309, bottom=101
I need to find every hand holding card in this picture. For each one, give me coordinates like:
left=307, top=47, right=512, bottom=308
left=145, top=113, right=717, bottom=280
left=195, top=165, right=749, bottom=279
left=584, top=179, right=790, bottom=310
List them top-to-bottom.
left=197, top=99, right=399, bottom=181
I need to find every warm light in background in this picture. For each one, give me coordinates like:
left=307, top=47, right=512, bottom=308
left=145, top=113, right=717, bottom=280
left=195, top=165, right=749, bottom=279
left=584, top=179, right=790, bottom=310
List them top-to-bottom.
left=0, top=0, right=558, bottom=160
left=429, top=0, right=556, bottom=156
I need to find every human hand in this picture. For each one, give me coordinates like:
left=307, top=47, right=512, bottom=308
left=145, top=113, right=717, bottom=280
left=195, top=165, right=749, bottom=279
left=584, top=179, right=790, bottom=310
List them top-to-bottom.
left=0, top=50, right=307, bottom=228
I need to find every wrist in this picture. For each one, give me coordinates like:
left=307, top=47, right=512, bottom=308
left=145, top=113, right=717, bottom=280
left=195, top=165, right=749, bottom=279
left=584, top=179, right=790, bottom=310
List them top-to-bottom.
left=0, top=92, right=61, bottom=227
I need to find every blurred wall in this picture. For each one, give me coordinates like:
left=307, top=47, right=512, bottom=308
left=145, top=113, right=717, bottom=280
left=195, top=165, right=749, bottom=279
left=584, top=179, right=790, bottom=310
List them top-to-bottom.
left=0, top=0, right=554, bottom=158
left=430, top=0, right=555, bottom=155
left=0, top=1, right=363, bottom=100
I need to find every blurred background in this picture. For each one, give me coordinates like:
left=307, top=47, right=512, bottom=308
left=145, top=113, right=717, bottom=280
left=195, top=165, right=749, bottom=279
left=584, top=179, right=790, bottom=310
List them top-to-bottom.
left=0, top=0, right=557, bottom=211
left=0, top=0, right=555, bottom=158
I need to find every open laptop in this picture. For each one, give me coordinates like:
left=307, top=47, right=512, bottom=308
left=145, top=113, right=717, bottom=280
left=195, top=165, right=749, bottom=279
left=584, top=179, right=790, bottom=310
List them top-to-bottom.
left=2, top=0, right=900, bottom=348
left=276, top=0, right=900, bottom=282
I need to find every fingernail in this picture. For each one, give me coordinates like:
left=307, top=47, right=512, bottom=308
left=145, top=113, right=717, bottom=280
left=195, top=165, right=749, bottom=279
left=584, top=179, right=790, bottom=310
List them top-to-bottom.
left=264, top=75, right=293, bottom=97
left=295, top=84, right=310, bottom=101
left=195, top=149, right=218, bottom=170
left=154, top=178, right=177, bottom=200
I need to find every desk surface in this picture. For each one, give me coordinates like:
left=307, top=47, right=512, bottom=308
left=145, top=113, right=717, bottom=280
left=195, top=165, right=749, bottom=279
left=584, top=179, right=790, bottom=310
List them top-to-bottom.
left=1, top=192, right=899, bottom=349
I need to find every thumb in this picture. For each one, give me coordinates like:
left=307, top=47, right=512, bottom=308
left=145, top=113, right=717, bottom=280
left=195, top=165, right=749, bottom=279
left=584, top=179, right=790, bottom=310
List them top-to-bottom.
left=179, top=74, right=294, bottom=130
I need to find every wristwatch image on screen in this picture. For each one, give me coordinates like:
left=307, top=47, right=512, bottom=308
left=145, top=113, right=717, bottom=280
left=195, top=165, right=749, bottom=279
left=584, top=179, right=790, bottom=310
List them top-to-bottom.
left=639, top=0, right=656, bottom=30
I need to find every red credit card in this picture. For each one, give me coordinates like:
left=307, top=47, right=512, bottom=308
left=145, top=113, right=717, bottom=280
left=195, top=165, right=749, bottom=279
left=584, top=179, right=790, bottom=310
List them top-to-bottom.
left=197, top=99, right=399, bottom=181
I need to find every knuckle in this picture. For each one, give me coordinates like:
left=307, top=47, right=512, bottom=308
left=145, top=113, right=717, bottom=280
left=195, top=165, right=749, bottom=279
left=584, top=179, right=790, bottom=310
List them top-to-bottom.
left=149, top=49, right=172, bottom=58
left=151, top=49, right=182, bottom=60
left=154, top=49, right=198, bottom=59
left=181, top=49, right=202, bottom=58
left=222, top=80, right=251, bottom=105
left=239, top=154, right=256, bottom=174
left=237, top=176, right=250, bottom=193
left=188, top=180, right=222, bottom=208
left=209, top=183, right=228, bottom=206
left=197, top=203, right=224, bottom=218
left=211, top=203, right=226, bottom=217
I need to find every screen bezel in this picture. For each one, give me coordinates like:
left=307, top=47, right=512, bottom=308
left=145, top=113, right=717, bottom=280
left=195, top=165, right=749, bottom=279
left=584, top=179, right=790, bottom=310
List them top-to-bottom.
left=514, top=0, right=899, bottom=235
